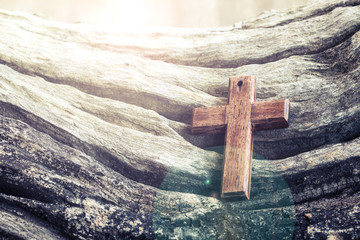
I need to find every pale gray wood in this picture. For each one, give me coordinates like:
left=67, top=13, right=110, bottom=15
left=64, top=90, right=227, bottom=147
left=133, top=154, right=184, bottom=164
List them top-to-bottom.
left=0, top=0, right=359, bottom=239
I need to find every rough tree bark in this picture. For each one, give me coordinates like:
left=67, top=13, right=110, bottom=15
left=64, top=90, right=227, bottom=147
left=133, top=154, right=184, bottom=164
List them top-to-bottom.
left=0, top=0, right=359, bottom=239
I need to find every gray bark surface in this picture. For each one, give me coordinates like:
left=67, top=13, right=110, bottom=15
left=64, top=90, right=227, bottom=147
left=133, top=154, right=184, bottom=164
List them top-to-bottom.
left=0, top=0, right=359, bottom=239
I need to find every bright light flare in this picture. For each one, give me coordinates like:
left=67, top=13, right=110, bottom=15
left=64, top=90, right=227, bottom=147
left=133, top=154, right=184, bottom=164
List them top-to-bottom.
left=106, top=0, right=150, bottom=30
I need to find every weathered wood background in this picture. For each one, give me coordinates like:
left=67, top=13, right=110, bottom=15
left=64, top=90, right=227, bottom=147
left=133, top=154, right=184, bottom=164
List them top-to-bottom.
left=0, top=0, right=359, bottom=239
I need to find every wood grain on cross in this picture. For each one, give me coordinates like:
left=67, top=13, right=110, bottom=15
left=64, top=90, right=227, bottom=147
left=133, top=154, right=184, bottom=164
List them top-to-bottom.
left=191, top=76, right=290, bottom=199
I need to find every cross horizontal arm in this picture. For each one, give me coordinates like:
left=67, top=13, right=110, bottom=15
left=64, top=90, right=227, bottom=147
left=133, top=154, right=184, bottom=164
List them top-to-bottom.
left=191, top=99, right=289, bottom=134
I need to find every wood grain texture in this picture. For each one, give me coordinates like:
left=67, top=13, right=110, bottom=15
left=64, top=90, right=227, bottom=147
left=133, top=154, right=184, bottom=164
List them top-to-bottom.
left=0, top=1, right=360, bottom=238
left=222, top=76, right=256, bottom=199
left=192, top=78, right=288, bottom=199
left=191, top=99, right=289, bottom=134
left=251, top=99, right=289, bottom=131
left=191, top=106, right=226, bottom=134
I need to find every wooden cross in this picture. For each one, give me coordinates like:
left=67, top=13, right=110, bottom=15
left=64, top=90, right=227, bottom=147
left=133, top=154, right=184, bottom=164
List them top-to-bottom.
left=191, top=76, right=289, bottom=199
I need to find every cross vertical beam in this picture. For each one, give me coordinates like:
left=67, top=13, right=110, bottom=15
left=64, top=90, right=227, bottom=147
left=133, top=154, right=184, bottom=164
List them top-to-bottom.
left=222, top=76, right=255, bottom=199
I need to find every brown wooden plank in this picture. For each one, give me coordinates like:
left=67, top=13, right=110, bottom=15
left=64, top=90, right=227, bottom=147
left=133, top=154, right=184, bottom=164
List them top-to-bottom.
left=221, top=76, right=255, bottom=199
left=191, top=99, right=289, bottom=134
left=251, top=99, right=289, bottom=131
left=191, top=106, right=226, bottom=134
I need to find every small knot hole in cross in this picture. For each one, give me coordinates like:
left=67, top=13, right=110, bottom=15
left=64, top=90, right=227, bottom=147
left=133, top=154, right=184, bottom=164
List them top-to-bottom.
left=237, top=81, right=243, bottom=87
